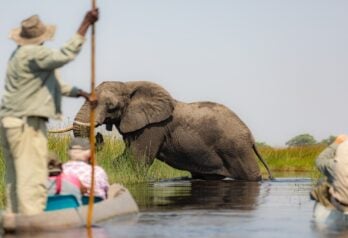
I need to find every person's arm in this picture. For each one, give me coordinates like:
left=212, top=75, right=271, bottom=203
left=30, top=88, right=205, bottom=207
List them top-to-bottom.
left=33, top=9, right=99, bottom=70
left=77, top=9, right=99, bottom=37
left=55, top=70, right=98, bottom=107
left=55, top=70, right=77, bottom=96
left=77, top=90, right=98, bottom=108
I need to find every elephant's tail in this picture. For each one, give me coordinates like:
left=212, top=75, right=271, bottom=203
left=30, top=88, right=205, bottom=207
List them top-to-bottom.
left=253, top=144, right=274, bottom=180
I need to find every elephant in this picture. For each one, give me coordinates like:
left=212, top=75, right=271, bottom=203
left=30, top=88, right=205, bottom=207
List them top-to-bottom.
left=56, top=81, right=273, bottom=181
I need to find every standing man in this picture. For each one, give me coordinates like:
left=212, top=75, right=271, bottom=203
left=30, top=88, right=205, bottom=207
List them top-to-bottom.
left=0, top=9, right=99, bottom=215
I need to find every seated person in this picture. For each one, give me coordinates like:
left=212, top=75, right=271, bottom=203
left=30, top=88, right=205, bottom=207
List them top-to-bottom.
left=311, top=134, right=348, bottom=209
left=63, top=137, right=110, bottom=200
left=47, top=152, right=83, bottom=205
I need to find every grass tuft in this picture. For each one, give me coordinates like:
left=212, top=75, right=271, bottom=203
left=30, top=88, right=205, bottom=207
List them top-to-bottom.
left=258, top=145, right=325, bottom=179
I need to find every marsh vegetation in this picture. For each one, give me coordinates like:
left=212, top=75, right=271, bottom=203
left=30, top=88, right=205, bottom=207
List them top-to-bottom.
left=0, top=135, right=325, bottom=208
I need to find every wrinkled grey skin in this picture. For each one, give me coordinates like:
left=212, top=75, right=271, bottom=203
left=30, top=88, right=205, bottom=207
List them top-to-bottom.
left=73, top=81, right=273, bottom=181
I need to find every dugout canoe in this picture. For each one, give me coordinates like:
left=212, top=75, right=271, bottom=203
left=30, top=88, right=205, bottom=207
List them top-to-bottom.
left=2, top=184, right=139, bottom=233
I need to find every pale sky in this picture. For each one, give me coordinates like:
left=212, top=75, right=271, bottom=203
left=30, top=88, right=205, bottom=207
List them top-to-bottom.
left=1, top=1, right=348, bottom=146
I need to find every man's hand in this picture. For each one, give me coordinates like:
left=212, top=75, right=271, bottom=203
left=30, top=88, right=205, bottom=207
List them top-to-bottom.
left=77, top=8, right=99, bottom=36
left=84, top=9, right=99, bottom=25
left=77, top=90, right=98, bottom=109
left=88, top=93, right=98, bottom=109
left=335, top=134, right=348, bottom=144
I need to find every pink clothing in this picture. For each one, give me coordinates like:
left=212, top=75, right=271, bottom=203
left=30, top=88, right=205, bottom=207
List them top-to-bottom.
left=62, top=161, right=109, bottom=199
left=47, top=173, right=82, bottom=205
left=49, top=173, right=82, bottom=191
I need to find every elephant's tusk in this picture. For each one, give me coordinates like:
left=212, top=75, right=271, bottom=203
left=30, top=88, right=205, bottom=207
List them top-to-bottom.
left=48, top=120, right=100, bottom=134
left=73, top=120, right=100, bottom=127
left=74, top=120, right=92, bottom=127
left=48, top=125, right=73, bottom=133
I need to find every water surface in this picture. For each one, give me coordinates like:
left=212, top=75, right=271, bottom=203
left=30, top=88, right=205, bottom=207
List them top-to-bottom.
left=4, top=177, right=348, bottom=238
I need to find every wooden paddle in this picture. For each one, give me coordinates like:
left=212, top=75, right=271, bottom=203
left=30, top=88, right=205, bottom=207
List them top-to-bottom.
left=87, top=0, right=97, bottom=228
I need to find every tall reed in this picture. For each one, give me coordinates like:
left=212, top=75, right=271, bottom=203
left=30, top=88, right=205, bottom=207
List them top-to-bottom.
left=258, top=145, right=325, bottom=179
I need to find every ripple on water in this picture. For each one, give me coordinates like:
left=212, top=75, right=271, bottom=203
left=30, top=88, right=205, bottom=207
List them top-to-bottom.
left=6, top=176, right=348, bottom=238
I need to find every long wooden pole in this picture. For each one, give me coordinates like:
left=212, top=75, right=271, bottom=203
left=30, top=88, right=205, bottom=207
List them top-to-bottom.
left=87, top=0, right=97, bottom=228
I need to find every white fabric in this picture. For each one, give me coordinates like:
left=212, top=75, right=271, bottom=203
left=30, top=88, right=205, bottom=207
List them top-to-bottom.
left=330, top=141, right=348, bottom=205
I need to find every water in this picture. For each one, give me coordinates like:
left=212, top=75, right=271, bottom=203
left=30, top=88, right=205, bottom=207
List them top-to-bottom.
left=4, top=177, right=348, bottom=238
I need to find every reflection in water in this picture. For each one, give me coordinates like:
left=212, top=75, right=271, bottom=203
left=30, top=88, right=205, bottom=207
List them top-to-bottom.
left=6, top=178, right=348, bottom=238
left=128, top=179, right=265, bottom=211
left=3, top=227, right=108, bottom=238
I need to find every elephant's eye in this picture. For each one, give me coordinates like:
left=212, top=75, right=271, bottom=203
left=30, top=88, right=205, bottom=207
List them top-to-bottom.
left=107, top=107, right=118, bottom=113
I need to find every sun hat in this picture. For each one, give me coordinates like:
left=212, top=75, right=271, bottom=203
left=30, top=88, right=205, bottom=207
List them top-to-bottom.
left=9, top=15, right=56, bottom=46
left=69, top=137, right=91, bottom=150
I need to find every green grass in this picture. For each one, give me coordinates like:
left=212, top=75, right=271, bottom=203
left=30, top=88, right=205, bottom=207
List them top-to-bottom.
left=0, top=135, right=327, bottom=208
left=49, top=135, right=190, bottom=185
left=258, top=145, right=325, bottom=179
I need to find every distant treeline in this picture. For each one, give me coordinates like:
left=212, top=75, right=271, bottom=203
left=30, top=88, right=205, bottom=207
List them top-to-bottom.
left=257, top=133, right=336, bottom=148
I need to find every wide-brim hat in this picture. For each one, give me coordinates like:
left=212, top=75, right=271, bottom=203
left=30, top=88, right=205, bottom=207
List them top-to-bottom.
left=9, top=15, right=56, bottom=46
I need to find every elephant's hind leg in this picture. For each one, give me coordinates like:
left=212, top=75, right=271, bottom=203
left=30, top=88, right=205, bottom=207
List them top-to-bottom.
left=219, top=149, right=262, bottom=181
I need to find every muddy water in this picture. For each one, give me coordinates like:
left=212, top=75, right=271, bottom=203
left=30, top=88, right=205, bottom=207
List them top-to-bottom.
left=4, top=177, right=348, bottom=238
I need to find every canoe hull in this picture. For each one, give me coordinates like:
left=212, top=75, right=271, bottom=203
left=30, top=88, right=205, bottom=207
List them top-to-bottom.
left=2, top=186, right=139, bottom=233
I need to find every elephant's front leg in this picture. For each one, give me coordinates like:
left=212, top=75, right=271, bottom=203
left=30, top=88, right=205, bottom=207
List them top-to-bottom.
left=125, top=126, right=165, bottom=166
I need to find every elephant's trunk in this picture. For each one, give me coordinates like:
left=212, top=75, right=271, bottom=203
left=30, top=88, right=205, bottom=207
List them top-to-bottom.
left=73, top=101, right=92, bottom=137
left=73, top=122, right=90, bottom=137
left=253, top=144, right=274, bottom=180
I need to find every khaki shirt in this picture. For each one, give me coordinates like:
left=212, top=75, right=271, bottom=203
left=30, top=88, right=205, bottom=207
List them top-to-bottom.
left=0, top=34, right=85, bottom=120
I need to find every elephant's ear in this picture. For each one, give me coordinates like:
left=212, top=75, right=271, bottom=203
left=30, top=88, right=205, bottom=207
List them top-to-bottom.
left=119, top=83, right=174, bottom=133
